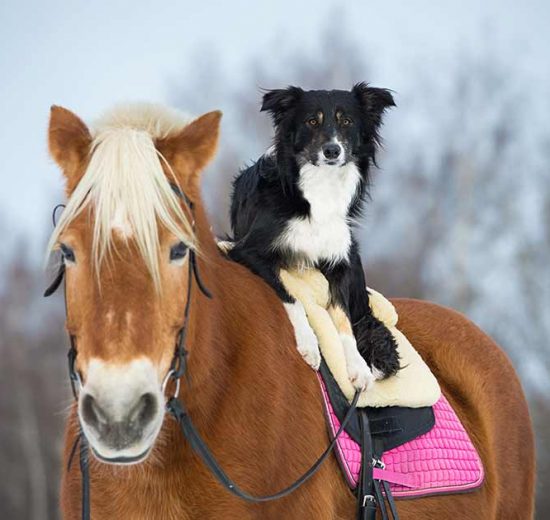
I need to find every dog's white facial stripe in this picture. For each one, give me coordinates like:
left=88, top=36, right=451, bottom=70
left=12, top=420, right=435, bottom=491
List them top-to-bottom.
left=333, top=137, right=346, bottom=163
left=276, top=162, right=360, bottom=265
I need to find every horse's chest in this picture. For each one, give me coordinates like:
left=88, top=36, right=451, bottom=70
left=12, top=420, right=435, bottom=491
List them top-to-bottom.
left=278, top=164, right=359, bottom=264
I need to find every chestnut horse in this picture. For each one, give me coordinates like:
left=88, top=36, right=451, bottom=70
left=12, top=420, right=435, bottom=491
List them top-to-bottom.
left=47, top=103, right=535, bottom=519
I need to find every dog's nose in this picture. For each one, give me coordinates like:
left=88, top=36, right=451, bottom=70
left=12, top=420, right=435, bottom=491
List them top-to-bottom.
left=322, top=143, right=342, bottom=160
left=81, top=392, right=158, bottom=450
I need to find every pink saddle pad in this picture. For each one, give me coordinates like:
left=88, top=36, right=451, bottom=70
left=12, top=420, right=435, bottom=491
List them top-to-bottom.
left=319, top=376, right=484, bottom=498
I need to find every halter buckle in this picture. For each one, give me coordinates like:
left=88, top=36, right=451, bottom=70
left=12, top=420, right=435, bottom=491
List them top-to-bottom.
left=162, top=368, right=181, bottom=399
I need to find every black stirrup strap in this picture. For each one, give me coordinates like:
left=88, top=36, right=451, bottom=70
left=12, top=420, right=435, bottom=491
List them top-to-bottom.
left=357, top=410, right=377, bottom=520
left=382, top=479, right=399, bottom=519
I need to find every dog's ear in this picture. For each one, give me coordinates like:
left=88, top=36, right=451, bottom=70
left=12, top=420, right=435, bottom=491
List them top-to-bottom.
left=352, top=82, right=395, bottom=126
left=261, top=86, right=303, bottom=124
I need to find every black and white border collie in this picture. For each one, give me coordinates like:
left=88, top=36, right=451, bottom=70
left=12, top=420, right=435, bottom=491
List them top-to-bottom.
left=229, top=83, right=400, bottom=390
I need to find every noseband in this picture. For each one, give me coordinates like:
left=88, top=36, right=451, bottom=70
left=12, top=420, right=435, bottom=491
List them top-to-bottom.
left=45, top=186, right=359, bottom=520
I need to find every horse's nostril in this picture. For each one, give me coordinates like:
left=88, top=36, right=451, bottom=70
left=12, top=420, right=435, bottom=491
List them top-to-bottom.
left=322, top=143, right=341, bottom=160
left=80, top=391, right=159, bottom=451
left=130, top=392, right=158, bottom=427
left=81, top=394, right=105, bottom=430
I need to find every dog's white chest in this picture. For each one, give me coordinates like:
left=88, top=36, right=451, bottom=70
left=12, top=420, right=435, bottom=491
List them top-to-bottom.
left=279, top=163, right=360, bottom=264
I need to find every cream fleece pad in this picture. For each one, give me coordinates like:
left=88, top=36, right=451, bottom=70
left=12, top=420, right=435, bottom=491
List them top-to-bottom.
left=279, top=269, right=441, bottom=408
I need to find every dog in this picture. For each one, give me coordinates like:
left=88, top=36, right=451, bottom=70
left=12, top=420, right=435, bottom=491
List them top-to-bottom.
left=228, top=83, right=400, bottom=390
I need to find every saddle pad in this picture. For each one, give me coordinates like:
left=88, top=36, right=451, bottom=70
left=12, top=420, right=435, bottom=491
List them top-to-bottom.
left=319, top=376, right=484, bottom=498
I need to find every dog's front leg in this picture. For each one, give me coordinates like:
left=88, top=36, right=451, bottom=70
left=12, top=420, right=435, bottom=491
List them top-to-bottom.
left=284, top=300, right=321, bottom=370
left=328, top=304, right=374, bottom=391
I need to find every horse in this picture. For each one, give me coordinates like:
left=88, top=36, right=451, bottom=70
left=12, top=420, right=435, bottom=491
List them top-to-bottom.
left=46, top=103, right=535, bottom=519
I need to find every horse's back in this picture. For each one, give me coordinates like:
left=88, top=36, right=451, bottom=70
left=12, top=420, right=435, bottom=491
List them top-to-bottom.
left=391, top=298, right=535, bottom=519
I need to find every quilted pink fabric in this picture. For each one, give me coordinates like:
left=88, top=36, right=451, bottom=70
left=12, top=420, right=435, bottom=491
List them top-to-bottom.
left=318, top=376, right=484, bottom=498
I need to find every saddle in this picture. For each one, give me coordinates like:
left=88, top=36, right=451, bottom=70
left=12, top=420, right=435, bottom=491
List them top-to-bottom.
left=277, top=268, right=484, bottom=519
left=318, top=361, right=484, bottom=519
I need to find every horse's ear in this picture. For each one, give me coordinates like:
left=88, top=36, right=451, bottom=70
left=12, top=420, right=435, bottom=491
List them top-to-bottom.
left=48, top=106, right=92, bottom=192
left=157, top=110, right=222, bottom=188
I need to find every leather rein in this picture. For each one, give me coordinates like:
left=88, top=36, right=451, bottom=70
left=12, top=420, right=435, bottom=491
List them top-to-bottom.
left=45, top=188, right=360, bottom=520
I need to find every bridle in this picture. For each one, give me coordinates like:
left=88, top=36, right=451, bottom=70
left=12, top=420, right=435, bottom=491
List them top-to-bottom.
left=45, top=187, right=359, bottom=520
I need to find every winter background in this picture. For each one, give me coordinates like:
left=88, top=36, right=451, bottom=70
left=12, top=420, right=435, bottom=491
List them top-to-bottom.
left=1, top=0, right=549, bottom=518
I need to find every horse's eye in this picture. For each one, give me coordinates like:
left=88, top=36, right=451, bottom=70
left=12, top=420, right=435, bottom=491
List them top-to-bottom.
left=170, top=242, right=188, bottom=262
left=60, top=243, right=75, bottom=263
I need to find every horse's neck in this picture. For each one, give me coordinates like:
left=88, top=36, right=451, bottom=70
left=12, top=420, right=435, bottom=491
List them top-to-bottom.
left=181, top=246, right=286, bottom=423
left=181, top=252, right=242, bottom=419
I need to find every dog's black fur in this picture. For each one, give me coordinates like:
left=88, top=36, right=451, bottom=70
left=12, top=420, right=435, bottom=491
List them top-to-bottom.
left=229, top=84, right=400, bottom=378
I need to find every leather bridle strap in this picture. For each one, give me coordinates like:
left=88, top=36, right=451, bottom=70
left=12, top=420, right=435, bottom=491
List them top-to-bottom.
left=161, top=187, right=362, bottom=502
left=166, top=390, right=360, bottom=503
left=79, top=434, right=90, bottom=520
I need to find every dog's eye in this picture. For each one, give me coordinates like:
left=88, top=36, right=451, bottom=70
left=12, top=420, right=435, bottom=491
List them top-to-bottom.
left=307, top=118, right=319, bottom=127
left=341, top=118, right=352, bottom=126
left=170, top=242, right=188, bottom=262
left=60, top=243, right=75, bottom=263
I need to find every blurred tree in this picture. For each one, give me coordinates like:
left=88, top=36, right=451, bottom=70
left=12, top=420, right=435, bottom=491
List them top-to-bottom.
left=0, top=242, right=67, bottom=520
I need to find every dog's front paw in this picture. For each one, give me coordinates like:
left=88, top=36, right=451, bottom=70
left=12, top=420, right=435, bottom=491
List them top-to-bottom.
left=284, top=302, right=321, bottom=370
left=360, top=325, right=401, bottom=380
left=296, top=328, right=321, bottom=370
left=341, top=334, right=374, bottom=391
left=347, top=353, right=374, bottom=391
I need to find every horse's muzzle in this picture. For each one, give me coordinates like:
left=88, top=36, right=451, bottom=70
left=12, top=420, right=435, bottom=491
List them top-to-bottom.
left=77, top=357, right=165, bottom=464
left=81, top=392, right=157, bottom=453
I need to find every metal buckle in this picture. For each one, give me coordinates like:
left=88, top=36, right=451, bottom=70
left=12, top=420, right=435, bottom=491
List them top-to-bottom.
left=162, top=368, right=181, bottom=399
left=373, top=458, right=385, bottom=469
left=362, top=494, right=376, bottom=506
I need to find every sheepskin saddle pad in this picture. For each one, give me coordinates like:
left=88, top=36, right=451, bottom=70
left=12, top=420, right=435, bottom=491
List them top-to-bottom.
left=280, top=269, right=484, bottom=502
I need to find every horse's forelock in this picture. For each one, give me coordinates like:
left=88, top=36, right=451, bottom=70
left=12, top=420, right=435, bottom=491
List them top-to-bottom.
left=46, top=104, right=198, bottom=289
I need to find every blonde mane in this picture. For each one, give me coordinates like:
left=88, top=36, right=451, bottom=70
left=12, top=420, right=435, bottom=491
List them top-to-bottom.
left=47, top=103, right=197, bottom=289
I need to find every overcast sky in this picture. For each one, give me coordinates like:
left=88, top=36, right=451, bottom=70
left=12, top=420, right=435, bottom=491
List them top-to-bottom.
left=1, top=0, right=548, bottom=250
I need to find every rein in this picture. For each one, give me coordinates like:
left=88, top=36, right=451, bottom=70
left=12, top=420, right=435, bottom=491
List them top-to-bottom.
left=45, top=189, right=360, bottom=519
